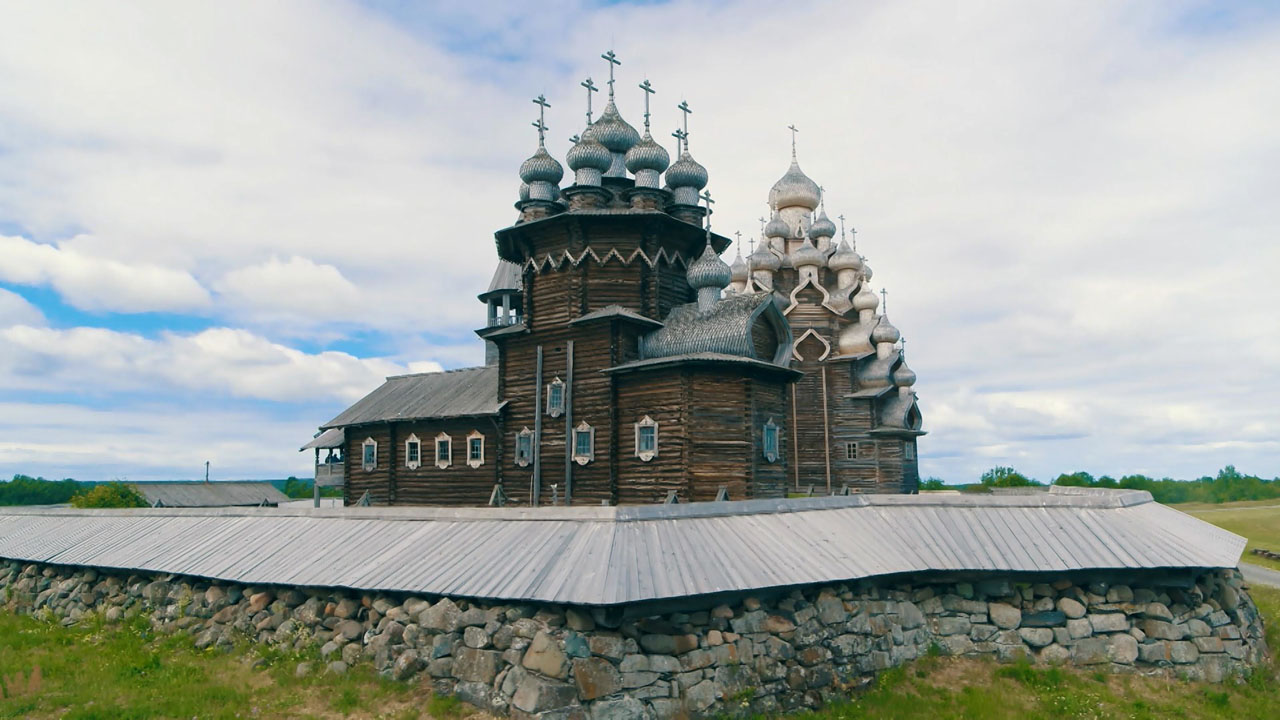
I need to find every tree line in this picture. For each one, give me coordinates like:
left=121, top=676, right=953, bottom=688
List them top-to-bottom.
left=921, top=465, right=1279, bottom=505
left=0, top=474, right=341, bottom=507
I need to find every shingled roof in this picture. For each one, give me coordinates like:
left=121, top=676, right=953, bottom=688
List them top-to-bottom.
left=639, top=293, right=788, bottom=363
left=322, top=366, right=502, bottom=429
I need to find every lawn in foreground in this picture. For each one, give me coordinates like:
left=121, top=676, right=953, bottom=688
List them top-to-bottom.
left=1179, top=501, right=1280, bottom=573
left=0, top=588, right=1275, bottom=719
left=0, top=610, right=466, bottom=720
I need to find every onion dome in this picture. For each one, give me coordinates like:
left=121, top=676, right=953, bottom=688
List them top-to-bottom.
left=592, top=100, right=641, bottom=152
left=626, top=132, right=670, bottom=189
left=567, top=135, right=611, bottom=173
left=519, top=145, right=563, bottom=185
left=665, top=150, right=708, bottom=206
left=769, top=159, right=821, bottom=210
left=518, top=182, right=531, bottom=202
left=764, top=210, right=791, bottom=239
left=808, top=210, right=836, bottom=240
left=791, top=238, right=825, bottom=268
left=828, top=239, right=863, bottom=272
left=749, top=242, right=781, bottom=272
left=687, top=243, right=732, bottom=290
left=729, top=251, right=749, bottom=283
left=862, top=261, right=874, bottom=282
left=853, top=283, right=879, bottom=312
left=872, top=315, right=901, bottom=344
left=893, top=361, right=917, bottom=388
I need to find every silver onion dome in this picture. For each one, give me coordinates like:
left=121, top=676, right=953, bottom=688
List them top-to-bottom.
left=592, top=100, right=641, bottom=152
left=625, top=132, right=670, bottom=174
left=567, top=135, right=612, bottom=173
left=519, top=145, right=564, bottom=185
left=665, top=151, right=709, bottom=189
left=769, top=159, right=821, bottom=210
left=518, top=182, right=531, bottom=202
left=809, top=210, right=836, bottom=240
left=764, top=211, right=791, bottom=239
left=791, top=238, right=825, bottom=268
left=828, top=239, right=863, bottom=272
left=749, top=242, right=781, bottom=272
left=687, top=243, right=732, bottom=290
left=729, top=251, right=749, bottom=283
left=862, top=261, right=874, bottom=282
left=853, top=283, right=879, bottom=312
left=872, top=315, right=901, bottom=344
left=893, top=361, right=917, bottom=388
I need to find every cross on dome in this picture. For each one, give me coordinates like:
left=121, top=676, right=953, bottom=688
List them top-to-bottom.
left=601, top=50, right=621, bottom=99
left=580, top=77, right=598, bottom=123
left=639, top=79, right=655, bottom=131
left=532, top=95, right=550, bottom=144
left=678, top=100, right=692, bottom=149
left=787, top=124, right=798, bottom=159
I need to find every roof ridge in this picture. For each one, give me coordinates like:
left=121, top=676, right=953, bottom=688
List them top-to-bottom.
left=386, top=365, right=490, bottom=380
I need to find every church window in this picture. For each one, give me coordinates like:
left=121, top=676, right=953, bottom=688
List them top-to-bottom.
left=546, top=378, right=565, bottom=418
left=634, top=416, right=658, bottom=462
left=762, top=418, right=780, bottom=463
left=573, top=421, right=595, bottom=465
left=515, top=427, right=533, bottom=467
left=467, top=431, right=485, bottom=468
left=435, top=433, right=452, bottom=469
left=405, top=434, right=421, bottom=470
left=362, top=438, right=377, bottom=471
left=844, top=442, right=858, bottom=460
left=904, top=442, right=916, bottom=461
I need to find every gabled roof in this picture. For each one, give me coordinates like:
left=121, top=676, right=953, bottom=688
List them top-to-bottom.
left=639, top=292, right=788, bottom=363
left=569, top=305, right=664, bottom=329
left=322, top=366, right=502, bottom=429
left=301, top=428, right=344, bottom=451
left=134, top=481, right=289, bottom=508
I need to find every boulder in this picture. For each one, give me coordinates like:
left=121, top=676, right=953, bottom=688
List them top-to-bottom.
left=1057, top=597, right=1086, bottom=619
left=419, top=598, right=461, bottom=632
left=988, top=603, right=1022, bottom=630
left=1088, top=613, right=1128, bottom=634
left=522, top=631, right=569, bottom=679
left=453, top=647, right=500, bottom=684
left=391, top=650, right=422, bottom=681
left=573, top=657, right=622, bottom=700
left=512, top=674, right=577, bottom=714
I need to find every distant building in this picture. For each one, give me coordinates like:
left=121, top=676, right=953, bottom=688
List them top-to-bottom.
left=307, top=63, right=923, bottom=506
left=135, top=481, right=289, bottom=508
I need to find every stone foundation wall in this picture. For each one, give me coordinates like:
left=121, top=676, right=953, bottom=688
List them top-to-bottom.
left=0, top=560, right=1269, bottom=719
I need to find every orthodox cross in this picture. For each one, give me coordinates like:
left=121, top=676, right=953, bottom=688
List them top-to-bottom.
left=601, top=50, right=621, bottom=99
left=580, top=77, right=598, bottom=123
left=639, top=78, right=655, bottom=132
left=532, top=95, right=550, bottom=144
left=678, top=100, right=692, bottom=148
left=787, top=124, right=799, bottom=159
left=671, top=128, right=687, bottom=155
left=569, top=134, right=580, bottom=145
left=818, top=185, right=826, bottom=210
left=700, top=190, right=714, bottom=228
left=837, top=214, right=846, bottom=240
left=758, top=216, right=766, bottom=235
left=850, top=226, right=858, bottom=249
left=734, top=230, right=742, bottom=255
left=880, top=288, right=888, bottom=314
left=900, top=336, right=907, bottom=356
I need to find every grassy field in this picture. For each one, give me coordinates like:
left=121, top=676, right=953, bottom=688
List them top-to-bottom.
left=1178, top=501, right=1280, bottom=573
left=0, top=611, right=471, bottom=720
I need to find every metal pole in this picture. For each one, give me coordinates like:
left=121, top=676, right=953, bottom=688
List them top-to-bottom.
left=564, top=340, right=574, bottom=505
left=533, top=345, right=544, bottom=506
left=791, top=386, right=800, bottom=490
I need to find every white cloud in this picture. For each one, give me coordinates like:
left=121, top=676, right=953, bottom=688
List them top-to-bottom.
left=0, top=234, right=210, bottom=313
left=216, top=255, right=361, bottom=325
left=0, top=288, right=45, bottom=327
left=0, top=325, right=412, bottom=403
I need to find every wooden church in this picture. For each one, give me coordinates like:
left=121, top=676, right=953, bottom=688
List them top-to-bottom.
left=303, top=58, right=923, bottom=507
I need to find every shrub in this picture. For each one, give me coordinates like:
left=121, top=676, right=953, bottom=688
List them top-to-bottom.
left=69, top=482, right=149, bottom=509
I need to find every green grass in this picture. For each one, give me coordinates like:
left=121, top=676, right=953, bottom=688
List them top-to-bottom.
left=1179, top=500, right=1280, bottom=572
left=0, top=610, right=449, bottom=719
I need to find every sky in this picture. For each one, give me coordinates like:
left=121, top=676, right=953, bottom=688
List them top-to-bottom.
left=0, top=0, right=1277, bottom=484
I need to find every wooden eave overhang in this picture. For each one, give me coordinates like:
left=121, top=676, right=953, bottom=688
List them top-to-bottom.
left=493, top=210, right=733, bottom=264
left=475, top=322, right=529, bottom=340
left=602, top=352, right=803, bottom=381
left=868, top=427, right=928, bottom=437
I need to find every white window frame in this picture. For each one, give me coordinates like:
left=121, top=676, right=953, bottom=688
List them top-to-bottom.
left=546, top=377, right=565, bottom=418
left=634, top=415, right=658, bottom=462
left=762, top=418, right=780, bottom=463
left=572, top=421, right=595, bottom=465
left=515, top=427, right=534, bottom=467
left=467, top=430, right=485, bottom=468
left=434, top=432, right=452, bottom=469
left=405, top=434, right=421, bottom=470
left=362, top=437, right=377, bottom=471
left=904, top=442, right=916, bottom=461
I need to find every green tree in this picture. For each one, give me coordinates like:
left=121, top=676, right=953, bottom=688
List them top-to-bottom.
left=980, top=466, right=1037, bottom=487
left=920, top=477, right=947, bottom=491
left=69, top=482, right=149, bottom=509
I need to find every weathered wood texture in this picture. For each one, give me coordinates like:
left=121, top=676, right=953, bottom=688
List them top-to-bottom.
left=342, top=419, right=501, bottom=506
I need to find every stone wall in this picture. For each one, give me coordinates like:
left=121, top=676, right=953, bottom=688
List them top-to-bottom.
left=0, top=560, right=1269, bottom=719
